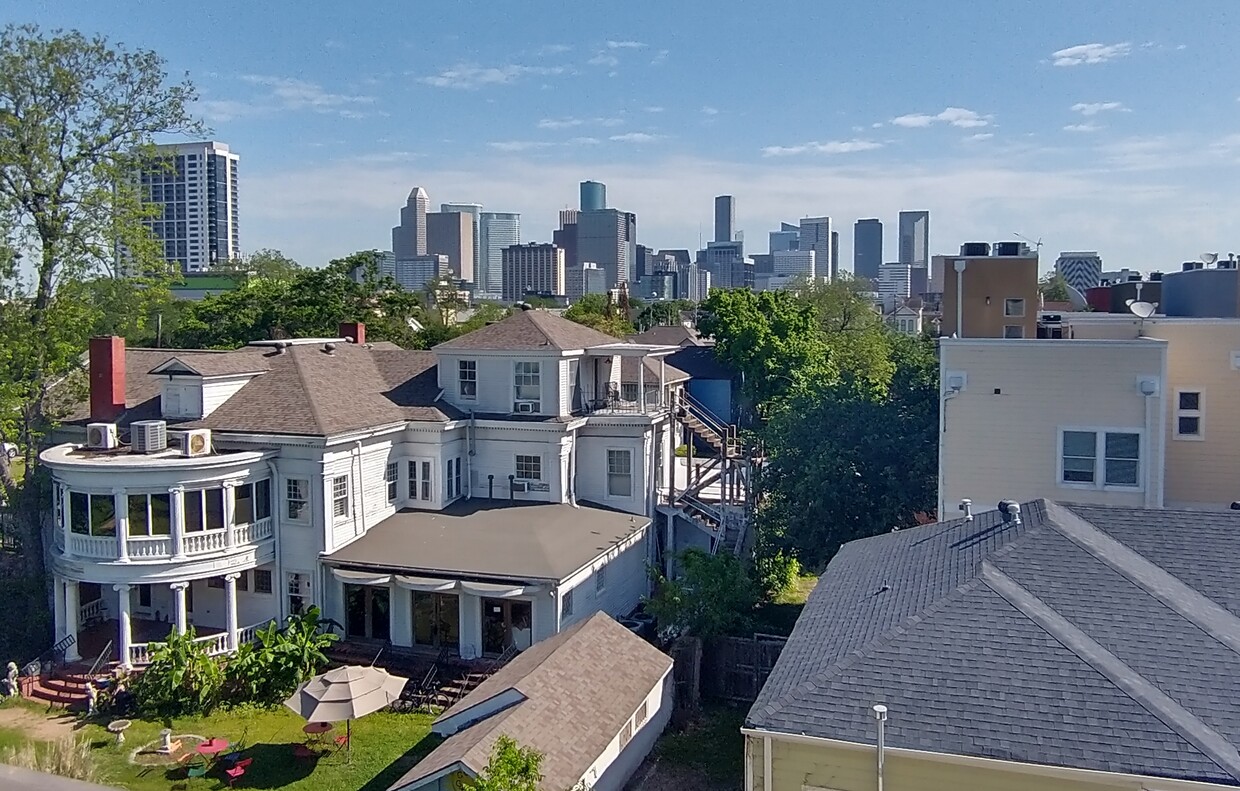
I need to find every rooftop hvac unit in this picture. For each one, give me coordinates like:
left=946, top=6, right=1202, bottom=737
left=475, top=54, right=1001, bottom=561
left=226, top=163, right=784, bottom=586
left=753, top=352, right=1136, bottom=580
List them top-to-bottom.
left=993, top=241, right=1023, bottom=257
left=960, top=242, right=990, bottom=257
left=130, top=420, right=168, bottom=454
left=86, top=423, right=119, bottom=450
left=178, top=429, right=212, bottom=458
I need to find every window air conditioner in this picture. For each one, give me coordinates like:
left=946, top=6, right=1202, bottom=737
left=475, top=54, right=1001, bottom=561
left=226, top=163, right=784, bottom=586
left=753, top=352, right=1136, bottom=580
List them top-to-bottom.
left=513, top=401, right=538, bottom=414
left=86, top=423, right=119, bottom=450
left=179, top=429, right=212, bottom=457
left=510, top=481, right=529, bottom=492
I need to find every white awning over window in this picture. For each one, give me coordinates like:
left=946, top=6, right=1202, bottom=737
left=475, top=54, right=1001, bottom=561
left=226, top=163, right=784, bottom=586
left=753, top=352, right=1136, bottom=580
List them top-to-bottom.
left=331, top=569, right=392, bottom=586
left=394, top=575, right=460, bottom=593
left=458, top=581, right=538, bottom=598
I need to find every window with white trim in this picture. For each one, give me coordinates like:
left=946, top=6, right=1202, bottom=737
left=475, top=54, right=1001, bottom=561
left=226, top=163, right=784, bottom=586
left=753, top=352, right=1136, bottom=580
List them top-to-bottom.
left=1004, top=298, right=1026, bottom=317
left=458, top=360, right=477, bottom=399
left=514, top=361, right=541, bottom=410
left=1175, top=390, right=1203, bottom=439
left=1060, top=429, right=1141, bottom=488
left=607, top=449, right=633, bottom=497
left=516, top=454, right=541, bottom=481
left=445, top=458, right=462, bottom=500
left=408, top=460, right=433, bottom=502
left=385, top=462, right=399, bottom=502
left=332, top=475, right=350, bottom=518
left=286, top=479, right=309, bottom=521
left=595, top=562, right=607, bottom=593
left=253, top=569, right=273, bottom=594
left=287, top=572, right=309, bottom=616
left=561, top=588, right=574, bottom=619
left=635, top=699, right=648, bottom=727
left=620, top=719, right=633, bottom=748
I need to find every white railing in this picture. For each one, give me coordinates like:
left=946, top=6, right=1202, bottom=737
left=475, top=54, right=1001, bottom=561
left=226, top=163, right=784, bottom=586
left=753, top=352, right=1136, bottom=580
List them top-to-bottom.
left=232, top=517, right=273, bottom=546
left=69, top=534, right=116, bottom=558
left=127, top=535, right=173, bottom=558
left=78, top=599, right=103, bottom=625
left=238, top=619, right=275, bottom=646
left=127, top=621, right=272, bottom=666
left=193, top=631, right=230, bottom=655
left=127, top=642, right=155, bottom=665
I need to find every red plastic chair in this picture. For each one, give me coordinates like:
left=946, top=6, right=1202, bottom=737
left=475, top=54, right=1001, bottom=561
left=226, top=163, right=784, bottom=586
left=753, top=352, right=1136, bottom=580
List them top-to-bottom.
left=334, top=734, right=349, bottom=751
left=225, top=758, right=252, bottom=788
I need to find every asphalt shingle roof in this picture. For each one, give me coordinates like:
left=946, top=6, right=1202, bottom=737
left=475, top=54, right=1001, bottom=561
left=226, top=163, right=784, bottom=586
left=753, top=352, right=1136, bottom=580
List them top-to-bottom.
left=434, top=309, right=621, bottom=351
left=747, top=500, right=1240, bottom=786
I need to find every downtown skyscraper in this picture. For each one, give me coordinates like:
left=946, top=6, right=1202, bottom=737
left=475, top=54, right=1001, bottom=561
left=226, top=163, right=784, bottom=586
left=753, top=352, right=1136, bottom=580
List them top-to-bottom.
left=133, top=141, right=239, bottom=273
left=392, top=186, right=430, bottom=260
left=898, top=210, right=930, bottom=268
left=479, top=212, right=521, bottom=297
left=799, top=217, right=833, bottom=281
left=853, top=218, right=883, bottom=283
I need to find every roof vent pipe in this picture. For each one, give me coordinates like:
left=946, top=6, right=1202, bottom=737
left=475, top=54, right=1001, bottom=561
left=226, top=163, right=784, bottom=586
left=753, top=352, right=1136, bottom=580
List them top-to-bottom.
left=959, top=499, right=973, bottom=522
left=998, top=500, right=1022, bottom=525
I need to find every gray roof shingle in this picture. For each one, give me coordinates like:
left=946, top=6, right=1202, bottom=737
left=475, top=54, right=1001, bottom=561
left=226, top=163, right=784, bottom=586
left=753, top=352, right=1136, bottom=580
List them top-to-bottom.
left=433, top=309, right=621, bottom=351
left=747, top=500, right=1240, bottom=785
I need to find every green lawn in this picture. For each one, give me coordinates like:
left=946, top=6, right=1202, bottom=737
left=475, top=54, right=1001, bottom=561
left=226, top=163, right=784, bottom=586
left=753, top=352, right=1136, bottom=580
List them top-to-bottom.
left=752, top=573, right=819, bottom=636
left=0, top=705, right=440, bottom=791
left=654, top=705, right=747, bottom=787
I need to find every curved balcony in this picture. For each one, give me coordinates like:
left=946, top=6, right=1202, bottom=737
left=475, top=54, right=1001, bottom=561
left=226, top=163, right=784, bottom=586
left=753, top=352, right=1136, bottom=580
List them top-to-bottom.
left=58, top=518, right=273, bottom=562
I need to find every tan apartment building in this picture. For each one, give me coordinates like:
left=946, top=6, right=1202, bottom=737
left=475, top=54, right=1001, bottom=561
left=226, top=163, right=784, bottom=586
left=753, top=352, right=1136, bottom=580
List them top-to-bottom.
left=427, top=210, right=475, bottom=282
left=500, top=242, right=566, bottom=302
left=940, top=242, right=1039, bottom=338
left=939, top=315, right=1240, bottom=516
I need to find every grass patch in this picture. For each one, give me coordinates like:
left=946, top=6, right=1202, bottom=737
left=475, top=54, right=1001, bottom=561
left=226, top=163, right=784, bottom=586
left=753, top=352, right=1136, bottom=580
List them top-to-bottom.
left=752, top=573, right=818, bottom=636
left=655, top=705, right=746, bottom=786
left=0, top=706, right=439, bottom=791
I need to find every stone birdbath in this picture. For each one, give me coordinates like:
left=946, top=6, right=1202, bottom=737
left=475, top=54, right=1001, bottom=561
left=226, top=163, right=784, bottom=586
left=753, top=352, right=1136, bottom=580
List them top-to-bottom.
left=108, top=720, right=132, bottom=745
left=159, top=728, right=173, bottom=754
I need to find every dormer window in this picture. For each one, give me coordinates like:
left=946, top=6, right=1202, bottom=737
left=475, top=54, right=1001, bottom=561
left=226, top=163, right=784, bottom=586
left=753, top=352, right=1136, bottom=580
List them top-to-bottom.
left=458, top=360, right=477, bottom=400
left=513, top=361, right=541, bottom=413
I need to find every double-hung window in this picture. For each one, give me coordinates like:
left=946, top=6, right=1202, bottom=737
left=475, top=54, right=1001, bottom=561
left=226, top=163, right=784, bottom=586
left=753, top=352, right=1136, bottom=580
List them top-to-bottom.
left=458, top=360, right=477, bottom=400
left=514, top=361, right=541, bottom=411
left=1175, top=390, right=1203, bottom=439
left=1060, top=429, right=1141, bottom=489
left=607, top=449, right=633, bottom=497
left=516, top=454, right=541, bottom=481
left=445, top=458, right=462, bottom=500
left=408, top=460, right=433, bottom=502
left=385, top=462, right=399, bottom=502
left=332, top=475, right=350, bottom=518
left=286, top=479, right=309, bottom=521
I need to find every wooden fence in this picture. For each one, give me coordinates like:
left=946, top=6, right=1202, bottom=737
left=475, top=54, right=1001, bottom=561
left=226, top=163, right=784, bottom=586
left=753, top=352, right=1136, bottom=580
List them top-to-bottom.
left=671, top=632, right=787, bottom=709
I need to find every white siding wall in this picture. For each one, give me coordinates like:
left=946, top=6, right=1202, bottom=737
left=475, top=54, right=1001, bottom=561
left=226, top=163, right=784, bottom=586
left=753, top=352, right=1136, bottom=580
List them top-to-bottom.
left=939, top=339, right=1167, bottom=518
left=438, top=352, right=566, bottom=417
left=201, top=375, right=257, bottom=418
left=469, top=430, right=570, bottom=504
left=575, top=430, right=651, bottom=515
left=322, top=436, right=405, bottom=551
left=559, top=526, right=650, bottom=629
left=188, top=569, right=280, bottom=629
left=581, top=670, right=674, bottom=791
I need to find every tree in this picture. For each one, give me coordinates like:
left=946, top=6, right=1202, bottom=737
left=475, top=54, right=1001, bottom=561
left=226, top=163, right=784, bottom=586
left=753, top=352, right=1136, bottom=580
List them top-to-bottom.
left=0, top=24, right=200, bottom=575
left=218, top=248, right=301, bottom=281
left=1039, top=271, right=1072, bottom=302
left=564, top=293, right=635, bottom=337
left=635, top=299, right=695, bottom=331
left=645, top=549, right=758, bottom=639
left=461, top=736, right=543, bottom=791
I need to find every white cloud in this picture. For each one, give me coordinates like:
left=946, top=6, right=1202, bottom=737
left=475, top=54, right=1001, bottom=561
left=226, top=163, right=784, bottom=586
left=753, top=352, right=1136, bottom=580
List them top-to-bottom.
left=606, top=40, right=646, bottom=49
left=1051, top=42, right=1132, bottom=66
left=537, top=44, right=572, bottom=55
left=651, top=49, right=669, bottom=66
left=587, top=53, right=620, bottom=67
left=420, top=63, right=564, bottom=89
left=199, top=76, right=376, bottom=121
left=1071, top=101, right=1128, bottom=116
left=644, top=106, right=665, bottom=113
left=701, top=106, right=720, bottom=116
left=890, top=107, right=991, bottom=129
left=538, top=117, right=584, bottom=130
left=1063, top=123, right=1102, bottom=133
left=609, top=132, right=663, bottom=143
left=965, top=133, right=994, bottom=142
left=570, top=137, right=601, bottom=145
left=761, top=139, right=883, bottom=157
left=487, top=141, right=553, bottom=152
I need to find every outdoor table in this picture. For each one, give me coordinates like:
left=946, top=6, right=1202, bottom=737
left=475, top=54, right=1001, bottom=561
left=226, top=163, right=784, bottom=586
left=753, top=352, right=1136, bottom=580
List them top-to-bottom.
left=302, top=722, right=333, bottom=744
left=197, top=738, right=230, bottom=760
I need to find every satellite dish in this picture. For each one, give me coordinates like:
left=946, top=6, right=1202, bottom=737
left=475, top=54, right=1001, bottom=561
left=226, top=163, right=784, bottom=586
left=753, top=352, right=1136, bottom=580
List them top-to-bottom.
left=1202, top=252, right=1219, bottom=266
left=1128, top=301, right=1156, bottom=319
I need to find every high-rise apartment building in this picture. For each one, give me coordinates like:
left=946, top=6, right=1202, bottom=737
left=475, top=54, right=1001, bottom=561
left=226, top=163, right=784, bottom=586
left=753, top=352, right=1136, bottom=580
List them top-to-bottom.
left=134, top=141, right=239, bottom=273
left=580, top=180, right=606, bottom=212
left=393, top=187, right=430, bottom=261
left=715, top=195, right=736, bottom=243
left=440, top=203, right=482, bottom=285
left=578, top=209, right=635, bottom=287
left=898, top=210, right=930, bottom=268
left=426, top=211, right=474, bottom=282
left=478, top=212, right=521, bottom=298
left=799, top=217, right=832, bottom=283
left=853, top=218, right=883, bottom=284
left=769, top=222, right=800, bottom=253
left=830, top=231, right=840, bottom=280
left=501, top=243, right=565, bottom=301
left=773, top=249, right=816, bottom=278
left=1055, top=251, right=1104, bottom=293
left=393, top=254, right=449, bottom=292
left=567, top=262, right=608, bottom=301
left=878, top=262, right=913, bottom=300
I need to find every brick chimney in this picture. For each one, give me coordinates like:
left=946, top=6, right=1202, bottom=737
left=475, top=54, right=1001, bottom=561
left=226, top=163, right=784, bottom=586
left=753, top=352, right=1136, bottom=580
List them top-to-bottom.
left=338, top=322, right=366, bottom=345
left=89, top=336, right=126, bottom=422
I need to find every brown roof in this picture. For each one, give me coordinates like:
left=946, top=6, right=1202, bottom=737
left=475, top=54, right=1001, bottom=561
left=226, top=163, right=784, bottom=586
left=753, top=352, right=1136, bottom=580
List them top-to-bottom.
left=434, top=309, right=620, bottom=351
left=629, top=324, right=705, bottom=347
left=149, top=353, right=270, bottom=377
left=619, top=356, right=690, bottom=385
left=390, top=613, right=672, bottom=791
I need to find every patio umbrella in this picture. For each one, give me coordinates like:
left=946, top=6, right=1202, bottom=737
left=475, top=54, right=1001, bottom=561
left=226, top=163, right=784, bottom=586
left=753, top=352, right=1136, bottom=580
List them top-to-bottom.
left=284, top=665, right=408, bottom=756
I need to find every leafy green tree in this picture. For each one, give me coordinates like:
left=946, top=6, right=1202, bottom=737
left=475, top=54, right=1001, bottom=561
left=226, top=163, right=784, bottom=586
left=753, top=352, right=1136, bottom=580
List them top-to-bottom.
left=0, top=24, right=200, bottom=571
left=218, top=248, right=301, bottom=281
left=1039, top=271, right=1072, bottom=302
left=564, top=293, right=635, bottom=337
left=635, top=299, right=695, bottom=331
left=645, top=549, right=758, bottom=639
left=224, top=606, right=337, bottom=705
left=133, top=627, right=225, bottom=717
left=461, top=736, right=543, bottom=791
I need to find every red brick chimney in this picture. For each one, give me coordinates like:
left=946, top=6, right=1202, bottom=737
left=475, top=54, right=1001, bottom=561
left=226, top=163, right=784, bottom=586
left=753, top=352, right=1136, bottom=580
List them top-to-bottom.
left=338, top=322, right=366, bottom=345
left=89, top=336, right=126, bottom=422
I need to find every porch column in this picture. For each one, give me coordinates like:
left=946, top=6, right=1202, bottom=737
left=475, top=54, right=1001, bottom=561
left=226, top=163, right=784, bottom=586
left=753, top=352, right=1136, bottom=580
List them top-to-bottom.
left=638, top=356, right=646, bottom=414
left=659, top=358, right=666, bottom=409
left=666, top=414, right=676, bottom=505
left=223, top=483, right=237, bottom=549
left=59, top=485, right=74, bottom=558
left=169, top=486, right=185, bottom=559
left=113, top=487, right=129, bottom=562
left=223, top=573, right=240, bottom=651
left=52, top=574, right=66, bottom=647
left=63, top=580, right=81, bottom=661
left=170, top=581, right=189, bottom=635
left=113, top=584, right=132, bottom=668
left=390, top=584, right=412, bottom=648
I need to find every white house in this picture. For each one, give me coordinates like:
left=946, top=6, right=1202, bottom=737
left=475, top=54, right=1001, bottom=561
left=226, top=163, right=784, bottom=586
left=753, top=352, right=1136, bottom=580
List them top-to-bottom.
left=40, top=310, right=729, bottom=668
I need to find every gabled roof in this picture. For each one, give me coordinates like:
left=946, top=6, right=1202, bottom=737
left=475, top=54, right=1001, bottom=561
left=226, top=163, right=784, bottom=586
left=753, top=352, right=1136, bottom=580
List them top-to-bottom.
left=433, top=309, right=620, bottom=352
left=629, top=324, right=705, bottom=347
left=664, top=345, right=732, bottom=380
left=148, top=354, right=269, bottom=377
left=748, top=501, right=1240, bottom=786
left=390, top=613, right=672, bottom=791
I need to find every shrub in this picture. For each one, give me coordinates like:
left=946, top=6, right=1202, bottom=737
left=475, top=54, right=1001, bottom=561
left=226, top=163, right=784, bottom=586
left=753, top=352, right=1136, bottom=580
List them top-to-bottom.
left=644, top=549, right=758, bottom=639
left=753, top=550, right=801, bottom=600
left=224, top=607, right=337, bottom=706
left=132, top=627, right=224, bottom=718
left=0, top=737, right=105, bottom=783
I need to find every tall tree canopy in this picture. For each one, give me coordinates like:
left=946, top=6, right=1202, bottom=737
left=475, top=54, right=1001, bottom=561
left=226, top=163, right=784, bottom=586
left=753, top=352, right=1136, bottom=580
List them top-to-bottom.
left=0, top=24, right=201, bottom=569
left=1039, top=271, right=1072, bottom=302
left=563, top=292, right=635, bottom=337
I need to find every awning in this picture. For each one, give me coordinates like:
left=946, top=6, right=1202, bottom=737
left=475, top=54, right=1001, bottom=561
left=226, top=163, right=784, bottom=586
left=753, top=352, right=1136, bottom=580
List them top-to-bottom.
left=332, top=569, right=392, bottom=586
left=394, top=575, right=460, bottom=593
left=458, top=581, right=539, bottom=598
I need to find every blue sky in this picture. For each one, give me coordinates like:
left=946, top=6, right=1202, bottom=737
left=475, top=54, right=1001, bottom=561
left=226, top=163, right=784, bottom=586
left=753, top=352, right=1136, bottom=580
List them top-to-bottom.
left=9, top=0, right=1240, bottom=272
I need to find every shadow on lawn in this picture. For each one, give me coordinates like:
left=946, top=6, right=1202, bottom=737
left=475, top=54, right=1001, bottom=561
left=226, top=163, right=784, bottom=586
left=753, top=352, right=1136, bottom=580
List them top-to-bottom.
left=356, top=733, right=444, bottom=791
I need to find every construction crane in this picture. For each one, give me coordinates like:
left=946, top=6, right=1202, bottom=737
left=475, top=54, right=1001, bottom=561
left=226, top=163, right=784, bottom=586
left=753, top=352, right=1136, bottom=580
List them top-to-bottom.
left=1012, top=232, right=1044, bottom=254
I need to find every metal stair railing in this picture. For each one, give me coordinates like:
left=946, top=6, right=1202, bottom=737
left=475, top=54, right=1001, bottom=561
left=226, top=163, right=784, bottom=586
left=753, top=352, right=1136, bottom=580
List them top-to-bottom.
left=676, top=390, right=736, bottom=454
left=675, top=493, right=725, bottom=530
left=84, top=640, right=113, bottom=679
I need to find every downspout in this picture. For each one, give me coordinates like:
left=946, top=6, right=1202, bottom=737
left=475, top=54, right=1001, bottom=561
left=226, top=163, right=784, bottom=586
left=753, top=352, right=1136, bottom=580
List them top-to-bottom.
left=953, top=258, right=967, bottom=337
left=1141, top=380, right=1158, bottom=508
left=939, top=386, right=960, bottom=517
left=467, top=410, right=476, bottom=500
left=568, top=428, right=579, bottom=508
left=352, top=440, right=365, bottom=537
left=873, top=705, right=888, bottom=791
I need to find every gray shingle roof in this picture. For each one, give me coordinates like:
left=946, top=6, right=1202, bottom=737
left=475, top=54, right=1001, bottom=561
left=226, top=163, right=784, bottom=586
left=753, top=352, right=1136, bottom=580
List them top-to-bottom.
left=433, top=309, right=621, bottom=351
left=629, top=324, right=705, bottom=347
left=747, top=500, right=1240, bottom=786
left=390, top=612, right=672, bottom=791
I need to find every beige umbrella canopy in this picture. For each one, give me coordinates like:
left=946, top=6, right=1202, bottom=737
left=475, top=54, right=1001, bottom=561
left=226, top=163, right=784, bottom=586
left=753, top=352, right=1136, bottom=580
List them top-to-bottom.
left=284, top=665, right=408, bottom=755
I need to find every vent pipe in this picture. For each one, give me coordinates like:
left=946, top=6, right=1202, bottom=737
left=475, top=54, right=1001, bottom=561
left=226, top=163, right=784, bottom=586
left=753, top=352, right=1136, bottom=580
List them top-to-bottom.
left=959, top=498, right=973, bottom=522
left=998, top=500, right=1022, bottom=525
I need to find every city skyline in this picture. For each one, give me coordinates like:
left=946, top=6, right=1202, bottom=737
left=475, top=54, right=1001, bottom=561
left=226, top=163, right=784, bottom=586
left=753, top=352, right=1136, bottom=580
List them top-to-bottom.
left=12, top=1, right=1240, bottom=272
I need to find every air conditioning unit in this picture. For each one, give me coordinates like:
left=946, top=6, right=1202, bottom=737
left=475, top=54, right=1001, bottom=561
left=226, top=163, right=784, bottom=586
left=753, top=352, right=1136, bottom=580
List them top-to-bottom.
left=513, top=401, right=538, bottom=414
left=130, top=420, right=168, bottom=454
left=86, top=423, right=119, bottom=450
left=179, top=429, right=212, bottom=457
left=510, top=481, right=529, bottom=492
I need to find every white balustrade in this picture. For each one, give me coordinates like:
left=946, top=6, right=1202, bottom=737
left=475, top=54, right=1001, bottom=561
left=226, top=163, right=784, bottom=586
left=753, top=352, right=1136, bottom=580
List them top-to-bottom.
left=231, top=517, right=273, bottom=546
left=66, top=521, right=270, bottom=563
left=182, top=529, right=228, bottom=555
left=69, top=534, right=117, bottom=558
left=126, top=535, right=173, bottom=558
left=78, top=598, right=103, bottom=625
left=237, top=619, right=275, bottom=646
left=127, top=629, right=239, bottom=665
left=192, top=631, right=230, bottom=655
left=127, top=642, right=154, bottom=666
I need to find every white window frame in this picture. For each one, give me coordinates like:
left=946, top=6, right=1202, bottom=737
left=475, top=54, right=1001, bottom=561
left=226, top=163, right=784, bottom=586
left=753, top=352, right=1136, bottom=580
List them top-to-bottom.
left=1004, top=298, right=1026, bottom=317
left=458, top=360, right=477, bottom=400
left=514, top=361, right=541, bottom=410
left=1174, top=388, right=1204, bottom=441
left=1057, top=427, right=1143, bottom=491
left=606, top=448, right=633, bottom=498
left=515, top=454, right=542, bottom=481
left=445, top=457, right=463, bottom=501
left=408, top=459, right=433, bottom=502
left=385, top=462, right=399, bottom=502
left=332, top=475, right=350, bottom=518
left=286, top=478, right=310, bottom=522
left=253, top=568, right=273, bottom=595
left=286, top=571, right=310, bottom=617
